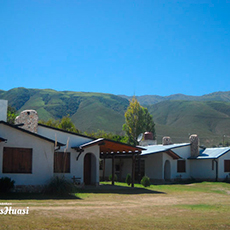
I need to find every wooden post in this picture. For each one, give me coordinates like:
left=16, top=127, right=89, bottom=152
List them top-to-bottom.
left=131, top=153, right=135, bottom=187
left=112, top=154, right=115, bottom=185
left=138, top=155, right=141, bottom=183
left=102, top=157, right=105, bottom=181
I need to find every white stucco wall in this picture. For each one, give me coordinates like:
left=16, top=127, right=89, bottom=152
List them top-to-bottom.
left=0, top=100, right=7, bottom=122
left=0, top=124, right=54, bottom=185
left=37, top=125, right=93, bottom=148
left=169, top=146, right=191, bottom=180
left=218, top=151, right=230, bottom=179
left=145, top=153, right=163, bottom=180
left=190, top=159, right=216, bottom=179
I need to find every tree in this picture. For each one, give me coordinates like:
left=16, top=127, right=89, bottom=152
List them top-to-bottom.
left=122, top=97, right=155, bottom=145
left=7, top=106, right=17, bottom=124
left=39, top=116, right=80, bottom=133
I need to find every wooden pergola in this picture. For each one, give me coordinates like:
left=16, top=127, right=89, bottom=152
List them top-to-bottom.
left=74, top=138, right=145, bottom=187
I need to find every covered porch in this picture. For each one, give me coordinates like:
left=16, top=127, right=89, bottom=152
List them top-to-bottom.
left=74, top=138, right=145, bottom=187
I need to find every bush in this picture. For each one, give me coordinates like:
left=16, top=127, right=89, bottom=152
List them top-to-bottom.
left=109, top=174, right=118, bottom=182
left=126, top=174, right=132, bottom=186
left=43, top=176, right=75, bottom=197
left=141, top=176, right=151, bottom=187
left=0, top=177, right=15, bottom=193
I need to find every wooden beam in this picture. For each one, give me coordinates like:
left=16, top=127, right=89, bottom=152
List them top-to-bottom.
left=131, top=153, right=135, bottom=187
left=112, top=154, right=115, bottom=185
left=102, top=157, right=105, bottom=181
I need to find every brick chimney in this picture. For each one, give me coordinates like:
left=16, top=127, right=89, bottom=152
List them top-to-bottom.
left=0, top=100, right=8, bottom=122
left=15, top=110, right=38, bottom=133
left=139, top=132, right=157, bottom=146
left=189, top=134, right=199, bottom=157
left=162, top=136, right=172, bottom=145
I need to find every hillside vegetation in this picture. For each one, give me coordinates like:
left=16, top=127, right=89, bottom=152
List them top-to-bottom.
left=1, top=87, right=230, bottom=147
left=0, top=88, right=128, bottom=134
left=121, top=91, right=230, bottom=105
left=148, top=100, right=230, bottom=146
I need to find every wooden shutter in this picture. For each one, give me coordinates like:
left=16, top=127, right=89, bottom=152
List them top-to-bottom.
left=3, top=147, right=32, bottom=173
left=54, top=152, right=70, bottom=173
left=177, top=160, right=186, bottom=173
left=224, top=160, right=230, bottom=172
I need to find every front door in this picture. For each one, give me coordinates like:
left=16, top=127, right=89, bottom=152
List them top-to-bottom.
left=84, top=153, right=91, bottom=185
left=164, top=160, right=171, bottom=181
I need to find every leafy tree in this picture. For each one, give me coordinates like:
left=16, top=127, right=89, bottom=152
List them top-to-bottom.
left=122, top=97, right=155, bottom=145
left=7, top=106, right=17, bottom=124
left=39, top=116, right=80, bottom=133
left=58, top=116, right=79, bottom=133
left=40, top=119, right=59, bottom=128
left=84, top=129, right=128, bottom=143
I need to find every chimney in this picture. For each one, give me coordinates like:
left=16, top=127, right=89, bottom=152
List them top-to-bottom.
left=0, top=100, right=8, bottom=122
left=15, top=110, right=38, bottom=133
left=139, top=132, right=157, bottom=146
left=189, top=134, right=199, bottom=157
left=162, top=136, right=172, bottom=145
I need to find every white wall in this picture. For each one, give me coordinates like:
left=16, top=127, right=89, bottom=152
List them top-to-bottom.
left=0, top=100, right=7, bottom=122
left=0, top=124, right=54, bottom=185
left=37, top=125, right=93, bottom=149
left=218, top=151, right=230, bottom=179
left=145, top=153, right=163, bottom=179
left=190, top=159, right=216, bottom=179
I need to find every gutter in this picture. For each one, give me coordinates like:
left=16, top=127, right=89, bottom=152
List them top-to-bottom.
left=213, top=159, right=218, bottom=181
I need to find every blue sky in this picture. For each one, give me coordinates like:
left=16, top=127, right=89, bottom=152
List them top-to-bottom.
left=1, top=0, right=230, bottom=96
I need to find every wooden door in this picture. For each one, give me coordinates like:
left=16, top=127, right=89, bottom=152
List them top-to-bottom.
left=84, top=153, right=91, bottom=185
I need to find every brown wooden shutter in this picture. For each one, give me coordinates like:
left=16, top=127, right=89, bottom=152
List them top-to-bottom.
left=3, top=147, right=32, bottom=173
left=54, top=152, right=70, bottom=173
left=177, top=160, right=186, bottom=173
left=224, top=160, right=230, bottom=172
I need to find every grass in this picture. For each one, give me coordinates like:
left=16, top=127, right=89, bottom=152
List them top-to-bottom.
left=1, top=182, right=230, bottom=229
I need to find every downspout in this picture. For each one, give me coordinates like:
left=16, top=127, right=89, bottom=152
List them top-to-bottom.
left=213, top=159, right=218, bottom=182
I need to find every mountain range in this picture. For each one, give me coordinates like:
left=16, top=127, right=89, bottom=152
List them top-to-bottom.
left=1, top=87, right=230, bottom=147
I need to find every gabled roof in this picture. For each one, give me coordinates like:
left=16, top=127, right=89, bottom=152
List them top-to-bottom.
left=0, top=121, right=65, bottom=146
left=38, top=123, right=96, bottom=140
left=73, top=138, right=145, bottom=155
left=140, top=143, right=190, bottom=157
left=188, top=147, right=230, bottom=159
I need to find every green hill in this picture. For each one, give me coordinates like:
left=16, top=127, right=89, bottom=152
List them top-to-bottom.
left=0, top=87, right=129, bottom=134
left=1, top=87, right=230, bottom=147
left=121, top=91, right=230, bottom=105
left=148, top=100, right=230, bottom=147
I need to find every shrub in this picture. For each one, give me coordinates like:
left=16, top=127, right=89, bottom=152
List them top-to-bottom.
left=126, top=173, right=132, bottom=186
left=109, top=174, right=118, bottom=182
left=43, top=176, right=75, bottom=197
left=141, top=176, right=151, bottom=187
left=0, top=177, right=15, bottom=193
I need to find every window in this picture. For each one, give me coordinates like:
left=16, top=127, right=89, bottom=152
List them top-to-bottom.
left=3, top=147, right=32, bottom=174
left=54, top=152, right=70, bottom=173
left=177, top=160, right=186, bottom=173
left=224, top=160, right=230, bottom=172
left=115, top=164, right=120, bottom=172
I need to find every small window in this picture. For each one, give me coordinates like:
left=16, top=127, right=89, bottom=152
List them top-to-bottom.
left=3, top=147, right=32, bottom=174
left=54, top=152, right=70, bottom=173
left=177, top=160, right=186, bottom=173
left=224, top=160, right=230, bottom=172
left=115, top=164, right=120, bottom=172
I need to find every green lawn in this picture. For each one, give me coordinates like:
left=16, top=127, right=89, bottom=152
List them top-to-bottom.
left=1, top=182, right=230, bottom=229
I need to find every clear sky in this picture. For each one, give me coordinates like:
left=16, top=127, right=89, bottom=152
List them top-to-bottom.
left=1, top=0, right=230, bottom=96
